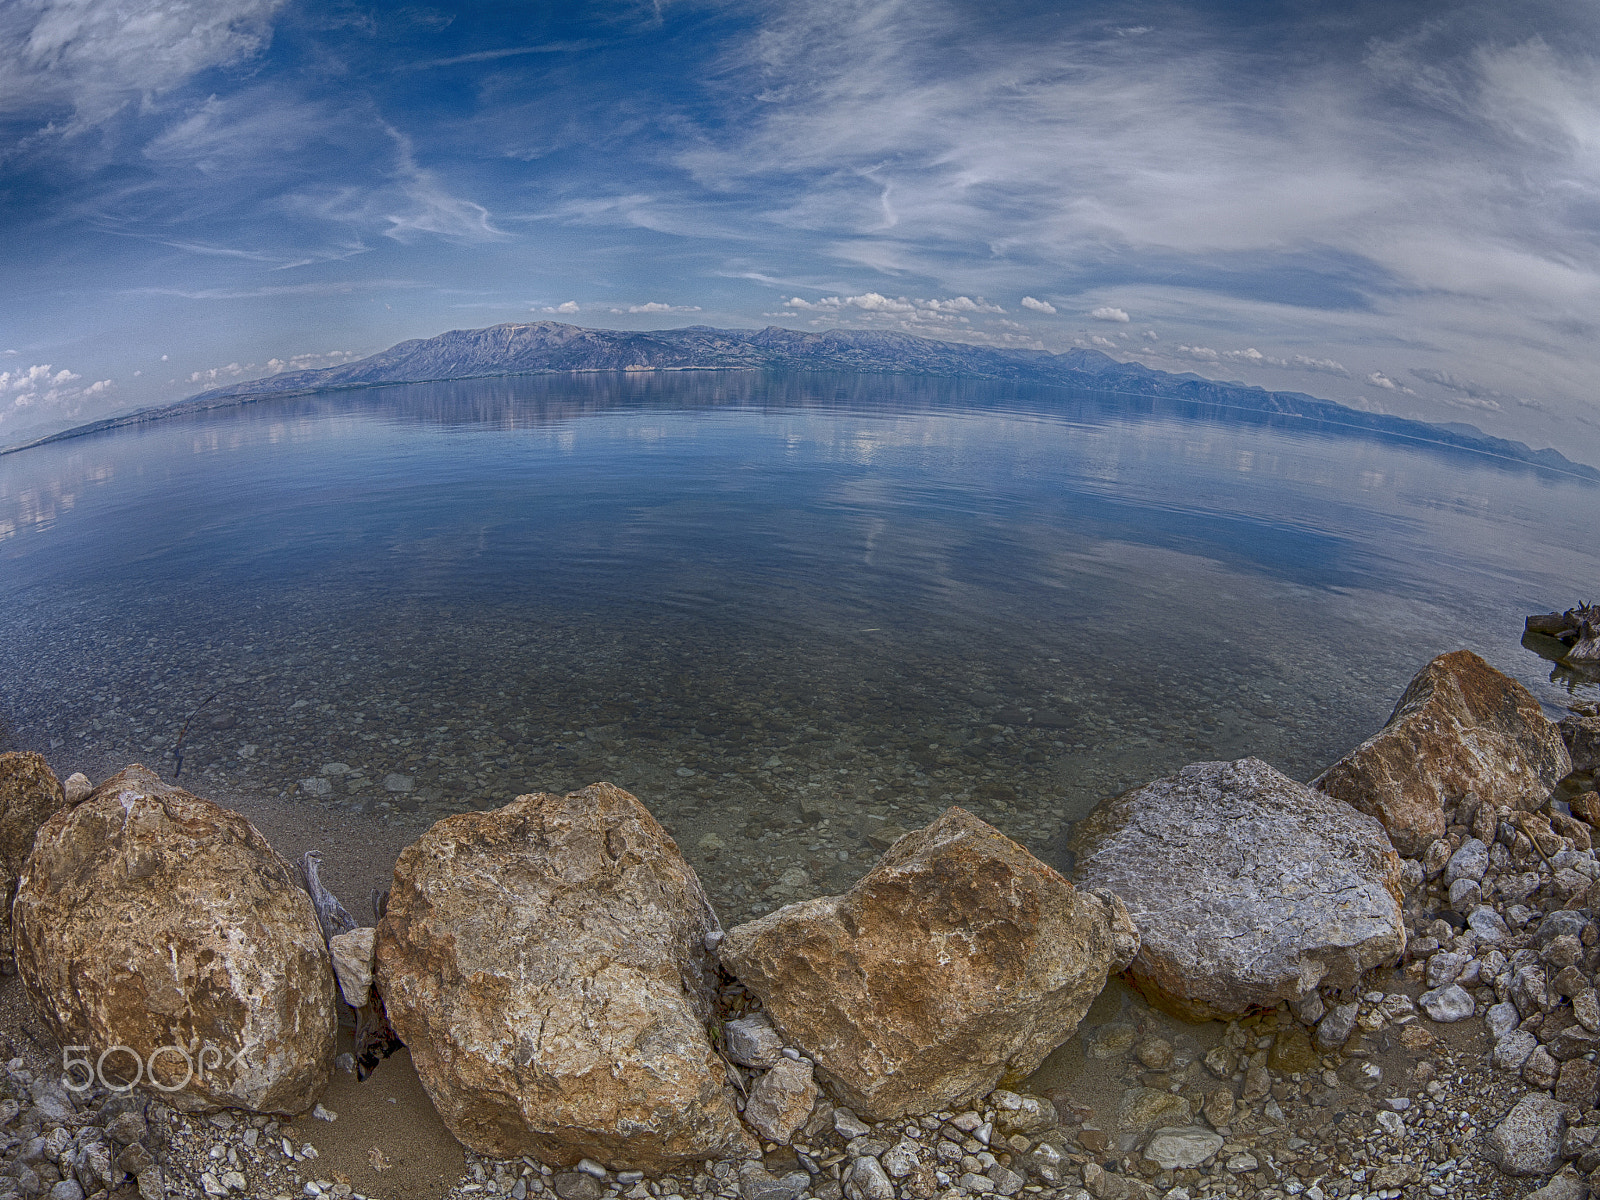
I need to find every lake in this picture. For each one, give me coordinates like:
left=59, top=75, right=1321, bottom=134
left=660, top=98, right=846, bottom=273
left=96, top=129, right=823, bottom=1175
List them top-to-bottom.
left=1, top=369, right=1595, bottom=923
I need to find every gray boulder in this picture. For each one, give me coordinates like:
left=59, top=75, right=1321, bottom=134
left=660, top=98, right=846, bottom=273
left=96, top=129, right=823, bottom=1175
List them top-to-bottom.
left=1069, top=758, right=1406, bottom=1021
left=1484, top=1093, right=1566, bottom=1176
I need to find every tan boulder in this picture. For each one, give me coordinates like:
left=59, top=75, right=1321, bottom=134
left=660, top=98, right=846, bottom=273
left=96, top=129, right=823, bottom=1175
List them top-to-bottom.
left=1313, top=650, right=1570, bottom=855
left=0, top=752, right=68, bottom=970
left=1070, top=758, right=1406, bottom=1021
left=13, top=765, right=337, bottom=1113
left=375, top=783, right=752, bottom=1169
left=718, top=807, right=1138, bottom=1121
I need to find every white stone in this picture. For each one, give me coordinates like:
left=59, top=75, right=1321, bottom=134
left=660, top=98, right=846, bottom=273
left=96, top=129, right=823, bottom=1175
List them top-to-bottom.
left=1444, top=839, right=1489, bottom=885
left=1468, top=908, right=1509, bottom=943
left=327, top=927, right=376, bottom=1009
left=1425, top=952, right=1466, bottom=989
left=1419, top=984, right=1475, bottom=1023
left=1485, top=1001, right=1520, bottom=1040
left=723, top=1014, right=784, bottom=1068
left=1142, top=1127, right=1223, bottom=1170
left=848, top=1156, right=894, bottom=1200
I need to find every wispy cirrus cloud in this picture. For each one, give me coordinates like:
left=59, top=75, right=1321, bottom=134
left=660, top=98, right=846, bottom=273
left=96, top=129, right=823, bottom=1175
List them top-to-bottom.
left=0, top=0, right=284, bottom=128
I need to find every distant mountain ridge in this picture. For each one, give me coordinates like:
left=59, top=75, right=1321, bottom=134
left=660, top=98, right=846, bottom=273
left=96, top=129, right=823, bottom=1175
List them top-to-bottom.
left=6, top=321, right=1595, bottom=479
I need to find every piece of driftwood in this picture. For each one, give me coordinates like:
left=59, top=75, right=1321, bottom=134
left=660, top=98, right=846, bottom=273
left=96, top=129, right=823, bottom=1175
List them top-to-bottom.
left=1526, top=603, right=1600, bottom=665
left=298, top=851, right=403, bottom=1079
left=300, top=851, right=358, bottom=945
left=354, top=993, right=403, bottom=1081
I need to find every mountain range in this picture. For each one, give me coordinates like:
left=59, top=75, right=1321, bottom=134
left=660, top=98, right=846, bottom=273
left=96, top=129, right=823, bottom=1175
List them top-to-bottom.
left=7, top=322, right=1595, bottom=479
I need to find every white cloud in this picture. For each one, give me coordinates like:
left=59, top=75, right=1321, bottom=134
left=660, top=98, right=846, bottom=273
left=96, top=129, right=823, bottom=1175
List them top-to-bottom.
left=0, top=0, right=284, bottom=127
left=784, top=293, right=1000, bottom=314
left=1021, top=296, right=1057, bottom=314
left=541, top=300, right=581, bottom=314
left=609, top=302, right=703, bottom=313
left=1091, top=307, right=1131, bottom=323
left=1142, top=330, right=1159, bottom=341
left=1090, top=335, right=1118, bottom=349
left=1175, top=344, right=1220, bottom=362
left=264, top=350, right=360, bottom=374
left=1287, top=354, right=1349, bottom=376
left=0, top=363, right=112, bottom=429
left=1410, top=366, right=1507, bottom=410
left=1366, top=371, right=1416, bottom=395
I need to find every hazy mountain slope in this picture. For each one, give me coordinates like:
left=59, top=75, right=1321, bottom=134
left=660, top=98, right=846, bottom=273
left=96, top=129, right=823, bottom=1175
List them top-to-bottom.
left=6, top=322, right=1594, bottom=479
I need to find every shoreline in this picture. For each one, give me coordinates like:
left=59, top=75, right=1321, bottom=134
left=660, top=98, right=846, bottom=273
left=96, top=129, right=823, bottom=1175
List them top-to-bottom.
left=0, top=671, right=1596, bottom=1199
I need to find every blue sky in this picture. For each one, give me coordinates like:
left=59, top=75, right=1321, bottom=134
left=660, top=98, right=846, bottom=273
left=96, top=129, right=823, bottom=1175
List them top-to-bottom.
left=4, top=0, right=1600, bottom=457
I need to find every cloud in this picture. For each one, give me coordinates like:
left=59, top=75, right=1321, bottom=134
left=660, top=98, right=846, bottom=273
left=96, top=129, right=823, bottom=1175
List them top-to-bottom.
left=0, top=0, right=284, bottom=127
left=784, top=293, right=1000, bottom=314
left=1021, top=296, right=1057, bottom=314
left=542, top=300, right=581, bottom=314
left=609, top=302, right=703, bottom=313
left=1091, top=307, right=1130, bottom=323
left=1090, top=335, right=1118, bottom=349
left=1167, top=343, right=1350, bottom=377
left=264, top=350, right=360, bottom=373
left=1287, top=354, right=1350, bottom=376
left=0, top=363, right=112, bottom=429
left=1410, top=366, right=1508, bottom=410
left=1366, top=371, right=1416, bottom=395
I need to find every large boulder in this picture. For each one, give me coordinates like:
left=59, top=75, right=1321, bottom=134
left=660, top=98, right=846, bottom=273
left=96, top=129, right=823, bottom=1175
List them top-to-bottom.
left=1313, top=650, right=1570, bottom=855
left=0, top=753, right=68, bottom=969
left=1069, top=757, right=1405, bottom=1021
left=13, top=765, right=336, bottom=1113
left=375, top=783, right=752, bottom=1169
left=718, top=807, right=1138, bottom=1121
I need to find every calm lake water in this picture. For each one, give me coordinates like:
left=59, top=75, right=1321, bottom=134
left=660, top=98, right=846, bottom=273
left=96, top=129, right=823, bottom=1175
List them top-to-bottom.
left=1, top=369, right=1595, bottom=922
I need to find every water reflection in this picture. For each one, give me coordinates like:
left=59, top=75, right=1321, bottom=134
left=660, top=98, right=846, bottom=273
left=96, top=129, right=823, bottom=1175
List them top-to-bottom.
left=0, top=369, right=1596, bottom=923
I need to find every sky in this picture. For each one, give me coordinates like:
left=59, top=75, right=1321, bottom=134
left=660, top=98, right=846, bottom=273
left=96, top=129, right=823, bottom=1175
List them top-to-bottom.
left=3, top=0, right=1600, bottom=458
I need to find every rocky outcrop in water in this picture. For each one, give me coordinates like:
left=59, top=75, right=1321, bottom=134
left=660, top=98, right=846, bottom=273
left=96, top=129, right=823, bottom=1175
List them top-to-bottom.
left=1313, top=650, right=1570, bottom=856
left=0, top=752, right=67, bottom=974
left=1068, top=757, right=1406, bottom=1021
left=12, top=765, right=337, bottom=1114
left=375, top=782, right=753, bottom=1170
left=718, top=806, right=1138, bottom=1121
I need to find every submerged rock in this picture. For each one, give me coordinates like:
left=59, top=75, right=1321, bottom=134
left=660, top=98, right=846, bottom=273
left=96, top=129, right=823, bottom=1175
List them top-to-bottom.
left=1313, top=650, right=1570, bottom=855
left=0, top=752, right=68, bottom=971
left=1069, top=757, right=1405, bottom=1021
left=12, top=765, right=336, bottom=1113
left=376, top=782, right=752, bottom=1169
left=719, top=807, right=1138, bottom=1120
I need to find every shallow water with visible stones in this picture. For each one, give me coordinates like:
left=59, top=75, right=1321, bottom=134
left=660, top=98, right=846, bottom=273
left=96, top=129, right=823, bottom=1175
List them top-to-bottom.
left=2, top=369, right=1597, bottom=925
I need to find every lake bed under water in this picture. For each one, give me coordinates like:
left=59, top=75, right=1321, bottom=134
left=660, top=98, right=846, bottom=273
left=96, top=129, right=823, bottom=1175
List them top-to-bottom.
left=2, top=369, right=1595, bottom=924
